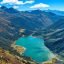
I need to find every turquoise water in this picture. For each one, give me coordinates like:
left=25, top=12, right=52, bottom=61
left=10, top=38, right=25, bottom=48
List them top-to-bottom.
left=16, top=36, right=54, bottom=62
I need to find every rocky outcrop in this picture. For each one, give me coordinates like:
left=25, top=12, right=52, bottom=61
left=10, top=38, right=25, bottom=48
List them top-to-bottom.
left=0, top=48, right=37, bottom=64
left=43, top=58, right=64, bottom=64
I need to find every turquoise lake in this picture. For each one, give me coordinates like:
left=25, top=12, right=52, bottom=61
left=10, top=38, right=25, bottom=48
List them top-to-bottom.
left=16, top=36, right=55, bottom=62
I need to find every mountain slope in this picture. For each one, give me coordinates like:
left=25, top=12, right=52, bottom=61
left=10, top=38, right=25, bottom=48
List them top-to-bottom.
left=0, top=6, right=60, bottom=45
left=0, top=6, right=64, bottom=50
left=44, top=18, right=64, bottom=60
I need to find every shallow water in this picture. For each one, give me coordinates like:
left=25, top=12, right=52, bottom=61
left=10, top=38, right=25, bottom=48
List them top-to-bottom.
left=16, top=36, right=55, bottom=62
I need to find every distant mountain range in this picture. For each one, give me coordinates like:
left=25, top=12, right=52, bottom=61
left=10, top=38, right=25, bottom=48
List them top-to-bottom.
left=0, top=6, right=64, bottom=61
left=45, top=10, right=64, bottom=16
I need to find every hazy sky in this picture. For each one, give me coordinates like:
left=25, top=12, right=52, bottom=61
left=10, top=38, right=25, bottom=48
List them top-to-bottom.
left=0, top=0, right=64, bottom=11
